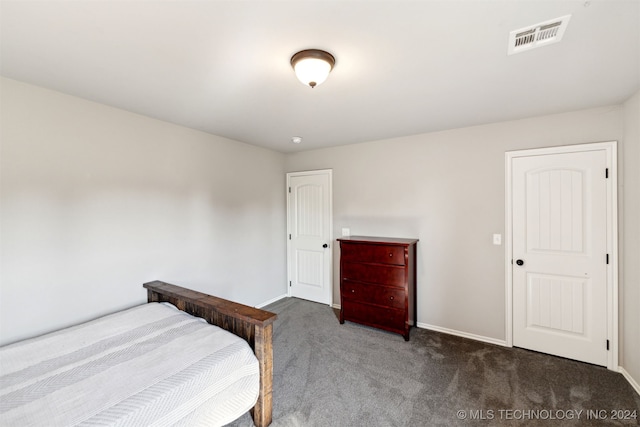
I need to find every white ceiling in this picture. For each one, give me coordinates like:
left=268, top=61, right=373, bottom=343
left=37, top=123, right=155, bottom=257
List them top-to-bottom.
left=1, top=1, right=638, bottom=153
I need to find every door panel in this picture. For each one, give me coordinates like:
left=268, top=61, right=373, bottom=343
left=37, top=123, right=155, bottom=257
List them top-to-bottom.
left=512, top=149, right=607, bottom=366
left=526, top=168, right=585, bottom=253
left=288, top=171, right=332, bottom=305
left=296, top=183, right=324, bottom=238
left=296, top=250, right=324, bottom=289
left=526, top=273, right=586, bottom=335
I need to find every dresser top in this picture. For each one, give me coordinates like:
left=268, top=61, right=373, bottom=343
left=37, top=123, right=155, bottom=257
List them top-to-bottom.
left=337, top=236, right=418, bottom=245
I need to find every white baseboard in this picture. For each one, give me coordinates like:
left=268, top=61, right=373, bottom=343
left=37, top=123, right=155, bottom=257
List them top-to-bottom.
left=256, top=294, right=288, bottom=309
left=332, top=303, right=341, bottom=310
left=416, top=322, right=508, bottom=347
left=619, top=367, right=640, bottom=396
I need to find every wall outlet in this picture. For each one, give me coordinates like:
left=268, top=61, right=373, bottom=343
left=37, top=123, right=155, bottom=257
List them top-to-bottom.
left=341, top=228, right=350, bottom=237
left=493, top=234, right=502, bottom=245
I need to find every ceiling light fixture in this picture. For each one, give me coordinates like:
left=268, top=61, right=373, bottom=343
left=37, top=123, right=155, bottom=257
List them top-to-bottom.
left=290, top=49, right=335, bottom=88
left=291, top=136, right=303, bottom=144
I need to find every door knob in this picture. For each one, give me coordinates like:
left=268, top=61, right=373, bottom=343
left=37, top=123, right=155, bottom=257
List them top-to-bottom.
left=323, top=243, right=328, bottom=248
left=516, top=259, right=524, bottom=266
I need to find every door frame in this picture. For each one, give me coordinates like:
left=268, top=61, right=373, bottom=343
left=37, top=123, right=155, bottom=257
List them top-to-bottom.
left=505, top=141, right=618, bottom=370
left=286, top=169, right=333, bottom=305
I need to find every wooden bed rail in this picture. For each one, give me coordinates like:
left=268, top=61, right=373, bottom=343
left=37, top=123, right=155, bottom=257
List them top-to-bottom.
left=143, top=280, right=277, bottom=427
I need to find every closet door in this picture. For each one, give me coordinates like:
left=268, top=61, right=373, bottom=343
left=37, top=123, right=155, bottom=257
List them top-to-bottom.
left=510, top=145, right=614, bottom=367
left=287, top=170, right=332, bottom=305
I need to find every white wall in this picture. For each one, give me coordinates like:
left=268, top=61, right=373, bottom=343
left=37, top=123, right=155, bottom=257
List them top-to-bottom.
left=2, top=76, right=637, bottom=391
left=0, top=77, right=287, bottom=345
left=622, top=90, right=640, bottom=387
left=285, top=106, right=624, bottom=343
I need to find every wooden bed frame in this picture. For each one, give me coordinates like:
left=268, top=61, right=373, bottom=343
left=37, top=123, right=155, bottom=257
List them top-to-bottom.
left=143, top=280, right=277, bottom=427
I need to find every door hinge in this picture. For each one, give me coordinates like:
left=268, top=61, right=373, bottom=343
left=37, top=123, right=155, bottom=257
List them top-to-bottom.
left=605, top=168, right=609, bottom=179
left=288, top=186, right=291, bottom=193
left=289, top=234, right=291, bottom=240
left=606, top=254, right=609, bottom=264
left=289, top=281, right=292, bottom=287
left=606, top=339, right=610, bottom=350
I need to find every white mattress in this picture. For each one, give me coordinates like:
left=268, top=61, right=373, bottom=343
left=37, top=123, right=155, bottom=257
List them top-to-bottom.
left=0, top=302, right=260, bottom=427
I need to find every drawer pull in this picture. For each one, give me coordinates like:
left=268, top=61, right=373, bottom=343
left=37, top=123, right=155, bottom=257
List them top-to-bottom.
left=389, top=253, right=393, bottom=257
left=351, top=289, right=355, bottom=293
left=389, top=296, right=394, bottom=300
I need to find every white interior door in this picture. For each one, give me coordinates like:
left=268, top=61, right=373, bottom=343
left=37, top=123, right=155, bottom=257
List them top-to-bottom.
left=510, top=143, right=616, bottom=367
left=287, top=170, right=332, bottom=305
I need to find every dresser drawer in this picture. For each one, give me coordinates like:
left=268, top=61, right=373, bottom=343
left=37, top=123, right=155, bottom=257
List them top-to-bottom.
left=341, top=243, right=405, bottom=266
left=342, top=262, right=405, bottom=287
left=341, top=280, right=405, bottom=309
left=342, top=299, right=406, bottom=331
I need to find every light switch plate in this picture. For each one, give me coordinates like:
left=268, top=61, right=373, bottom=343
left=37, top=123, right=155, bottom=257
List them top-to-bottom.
left=341, top=228, right=350, bottom=237
left=493, top=234, right=502, bottom=245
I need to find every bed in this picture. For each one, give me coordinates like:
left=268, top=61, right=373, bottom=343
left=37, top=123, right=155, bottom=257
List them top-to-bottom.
left=0, top=280, right=277, bottom=427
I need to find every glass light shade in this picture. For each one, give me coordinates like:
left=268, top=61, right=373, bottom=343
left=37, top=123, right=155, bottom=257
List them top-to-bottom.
left=291, top=49, right=335, bottom=88
left=294, top=57, right=332, bottom=88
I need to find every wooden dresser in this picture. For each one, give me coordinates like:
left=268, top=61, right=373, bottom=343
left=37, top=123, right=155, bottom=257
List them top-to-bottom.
left=337, top=236, right=418, bottom=341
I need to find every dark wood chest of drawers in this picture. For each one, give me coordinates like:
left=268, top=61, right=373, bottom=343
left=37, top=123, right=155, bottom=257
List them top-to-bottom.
left=337, top=236, right=418, bottom=341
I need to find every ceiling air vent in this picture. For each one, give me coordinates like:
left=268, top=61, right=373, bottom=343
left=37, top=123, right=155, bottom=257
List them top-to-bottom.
left=508, top=15, right=571, bottom=55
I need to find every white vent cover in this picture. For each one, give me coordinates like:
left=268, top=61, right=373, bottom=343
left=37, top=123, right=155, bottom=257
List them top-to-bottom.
left=508, top=15, right=571, bottom=55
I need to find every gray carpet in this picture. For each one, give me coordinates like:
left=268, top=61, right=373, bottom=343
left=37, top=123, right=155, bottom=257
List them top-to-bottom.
left=229, top=297, right=640, bottom=426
